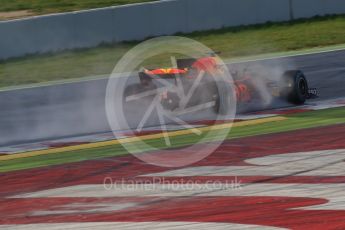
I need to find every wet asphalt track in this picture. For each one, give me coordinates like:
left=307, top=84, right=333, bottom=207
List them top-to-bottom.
left=0, top=49, right=344, bottom=146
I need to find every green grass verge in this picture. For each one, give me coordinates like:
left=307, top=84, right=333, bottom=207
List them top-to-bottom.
left=0, top=0, right=156, bottom=14
left=1, top=15, right=345, bottom=88
left=1, top=107, right=344, bottom=173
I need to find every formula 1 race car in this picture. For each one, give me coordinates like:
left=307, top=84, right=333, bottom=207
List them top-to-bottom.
left=124, top=56, right=318, bottom=115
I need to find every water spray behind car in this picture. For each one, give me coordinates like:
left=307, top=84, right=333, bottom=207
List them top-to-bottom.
left=105, top=36, right=237, bottom=167
left=105, top=36, right=318, bottom=167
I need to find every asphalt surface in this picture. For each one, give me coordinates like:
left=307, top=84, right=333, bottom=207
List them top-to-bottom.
left=0, top=49, right=345, bottom=146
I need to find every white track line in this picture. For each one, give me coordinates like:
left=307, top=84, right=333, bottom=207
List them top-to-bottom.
left=11, top=149, right=345, bottom=210
left=145, top=149, right=345, bottom=177
left=10, top=183, right=345, bottom=210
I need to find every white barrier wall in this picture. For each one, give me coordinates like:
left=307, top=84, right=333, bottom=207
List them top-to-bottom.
left=0, top=0, right=345, bottom=60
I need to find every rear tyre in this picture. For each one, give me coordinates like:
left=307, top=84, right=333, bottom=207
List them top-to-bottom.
left=280, top=70, right=309, bottom=105
left=214, top=81, right=233, bottom=115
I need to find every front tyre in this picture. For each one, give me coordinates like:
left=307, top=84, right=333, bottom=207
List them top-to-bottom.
left=280, top=70, right=309, bottom=105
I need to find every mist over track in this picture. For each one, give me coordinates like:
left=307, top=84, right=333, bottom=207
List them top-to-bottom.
left=1, top=49, right=345, bottom=146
